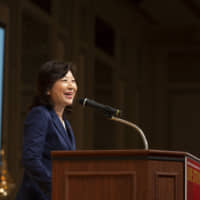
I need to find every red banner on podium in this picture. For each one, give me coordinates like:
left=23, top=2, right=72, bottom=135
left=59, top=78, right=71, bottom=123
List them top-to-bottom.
left=186, top=157, right=200, bottom=200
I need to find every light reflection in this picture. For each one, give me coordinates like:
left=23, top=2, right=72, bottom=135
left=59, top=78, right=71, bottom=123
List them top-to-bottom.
left=0, top=150, right=15, bottom=197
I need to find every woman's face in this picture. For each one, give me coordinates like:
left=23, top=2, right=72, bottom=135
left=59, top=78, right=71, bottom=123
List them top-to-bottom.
left=48, top=70, right=78, bottom=108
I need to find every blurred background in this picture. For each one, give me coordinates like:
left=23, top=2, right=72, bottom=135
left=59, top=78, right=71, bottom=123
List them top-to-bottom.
left=0, top=0, right=200, bottom=199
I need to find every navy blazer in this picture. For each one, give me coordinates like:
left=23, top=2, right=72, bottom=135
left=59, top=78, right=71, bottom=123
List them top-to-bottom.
left=15, top=106, right=76, bottom=200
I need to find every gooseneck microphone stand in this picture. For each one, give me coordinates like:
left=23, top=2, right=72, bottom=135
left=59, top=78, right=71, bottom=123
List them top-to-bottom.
left=110, top=116, right=149, bottom=150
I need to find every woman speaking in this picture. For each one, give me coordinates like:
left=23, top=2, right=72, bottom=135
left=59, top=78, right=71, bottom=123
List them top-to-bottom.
left=15, top=60, right=78, bottom=200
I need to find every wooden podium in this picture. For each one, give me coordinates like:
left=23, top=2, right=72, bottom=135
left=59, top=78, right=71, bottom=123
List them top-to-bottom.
left=51, top=149, right=200, bottom=200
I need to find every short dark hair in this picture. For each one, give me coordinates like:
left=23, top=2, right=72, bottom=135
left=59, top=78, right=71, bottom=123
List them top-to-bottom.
left=30, top=60, right=77, bottom=110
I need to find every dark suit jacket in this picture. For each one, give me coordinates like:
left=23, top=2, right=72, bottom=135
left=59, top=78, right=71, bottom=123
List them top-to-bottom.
left=15, top=106, right=76, bottom=200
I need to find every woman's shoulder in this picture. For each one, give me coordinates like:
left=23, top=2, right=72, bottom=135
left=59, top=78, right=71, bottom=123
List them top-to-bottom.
left=26, top=105, right=52, bottom=119
left=30, top=105, right=50, bottom=113
left=30, top=105, right=50, bottom=112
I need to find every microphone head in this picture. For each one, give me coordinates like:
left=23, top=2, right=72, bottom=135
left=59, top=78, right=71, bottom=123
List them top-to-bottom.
left=79, top=97, right=122, bottom=118
left=79, top=98, right=87, bottom=107
left=79, top=98, right=84, bottom=105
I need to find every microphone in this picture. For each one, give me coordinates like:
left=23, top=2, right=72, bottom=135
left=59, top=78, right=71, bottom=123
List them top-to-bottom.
left=79, top=98, right=122, bottom=117
left=79, top=98, right=149, bottom=149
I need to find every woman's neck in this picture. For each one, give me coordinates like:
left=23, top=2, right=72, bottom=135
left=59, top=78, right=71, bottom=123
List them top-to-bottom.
left=54, top=105, right=65, bottom=119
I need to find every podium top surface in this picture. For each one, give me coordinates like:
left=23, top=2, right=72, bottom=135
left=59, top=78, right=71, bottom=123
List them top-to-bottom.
left=51, top=149, right=200, bottom=163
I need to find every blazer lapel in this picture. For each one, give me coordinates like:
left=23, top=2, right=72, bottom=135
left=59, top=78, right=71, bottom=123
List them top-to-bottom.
left=49, top=109, right=74, bottom=148
left=49, top=109, right=67, bottom=140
